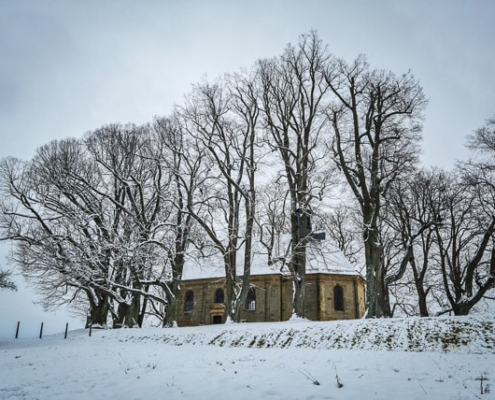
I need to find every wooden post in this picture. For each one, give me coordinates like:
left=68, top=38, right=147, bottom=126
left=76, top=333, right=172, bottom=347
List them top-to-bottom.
left=15, top=321, right=20, bottom=339
left=39, top=322, right=44, bottom=339
left=64, top=322, right=69, bottom=339
left=89, top=324, right=92, bottom=337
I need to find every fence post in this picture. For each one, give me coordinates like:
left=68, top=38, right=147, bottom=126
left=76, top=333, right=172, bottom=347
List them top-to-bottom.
left=15, top=321, right=20, bottom=339
left=39, top=322, right=44, bottom=339
left=64, top=322, right=69, bottom=339
left=89, top=323, right=92, bottom=337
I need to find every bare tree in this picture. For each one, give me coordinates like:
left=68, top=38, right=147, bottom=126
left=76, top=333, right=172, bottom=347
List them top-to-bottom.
left=257, top=31, right=334, bottom=318
left=326, top=56, right=427, bottom=317
left=180, top=70, right=260, bottom=322
left=152, top=114, right=203, bottom=327
left=432, top=115, right=495, bottom=315
left=466, top=115, right=495, bottom=155
left=83, top=123, right=173, bottom=327
left=0, top=126, right=176, bottom=328
left=0, top=146, right=113, bottom=326
left=384, top=169, right=445, bottom=316
left=433, top=173, right=495, bottom=315
left=256, top=178, right=290, bottom=266
left=321, top=203, right=362, bottom=264
left=0, top=269, right=16, bottom=291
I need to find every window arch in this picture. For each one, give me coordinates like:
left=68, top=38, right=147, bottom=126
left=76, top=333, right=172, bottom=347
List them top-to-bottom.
left=334, top=285, right=344, bottom=312
left=214, top=288, right=224, bottom=304
left=245, top=288, right=256, bottom=311
left=184, top=290, right=194, bottom=312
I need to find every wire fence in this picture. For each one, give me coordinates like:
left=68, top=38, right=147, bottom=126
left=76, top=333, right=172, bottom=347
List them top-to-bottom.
left=11, top=321, right=93, bottom=340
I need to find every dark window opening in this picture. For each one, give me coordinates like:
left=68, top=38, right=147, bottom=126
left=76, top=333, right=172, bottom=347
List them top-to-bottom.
left=334, top=285, right=344, bottom=312
left=245, top=287, right=256, bottom=311
left=214, top=288, right=224, bottom=304
left=184, top=290, right=194, bottom=312
left=212, top=315, right=222, bottom=324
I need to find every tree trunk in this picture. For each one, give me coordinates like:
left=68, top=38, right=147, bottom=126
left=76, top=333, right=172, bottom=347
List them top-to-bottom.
left=231, top=195, right=256, bottom=323
left=290, top=210, right=308, bottom=318
left=364, top=229, right=391, bottom=318
left=224, top=251, right=237, bottom=322
left=291, top=251, right=307, bottom=318
left=163, top=278, right=180, bottom=327
left=415, top=282, right=429, bottom=317
left=138, top=290, right=148, bottom=328
left=86, top=291, right=110, bottom=328
left=114, top=291, right=140, bottom=328
left=124, top=292, right=140, bottom=327
left=163, top=292, right=178, bottom=327
left=453, top=302, right=472, bottom=316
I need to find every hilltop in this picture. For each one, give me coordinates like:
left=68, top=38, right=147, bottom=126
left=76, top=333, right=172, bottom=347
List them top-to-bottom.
left=1, top=315, right=494, bottom=399
left=106, top=315, right=495, bottom=354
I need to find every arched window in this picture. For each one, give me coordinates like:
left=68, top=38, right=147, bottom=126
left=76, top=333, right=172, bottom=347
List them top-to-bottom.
left=334, top=285, right=344, bottom=311
left=214, top=288, right=224, bottom=304
left=245, top=288, right=256, bottom=311
left=184, top=290, right=194, bottom=312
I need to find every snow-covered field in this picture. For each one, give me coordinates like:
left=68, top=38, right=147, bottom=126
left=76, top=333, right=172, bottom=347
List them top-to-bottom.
left=1, top=316, right=494, bottom=400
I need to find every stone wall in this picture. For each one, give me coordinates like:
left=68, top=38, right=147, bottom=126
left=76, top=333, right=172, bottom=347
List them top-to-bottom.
left=176, top=273, right=365, bottom=327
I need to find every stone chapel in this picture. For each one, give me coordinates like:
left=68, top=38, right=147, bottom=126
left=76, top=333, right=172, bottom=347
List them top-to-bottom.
left=176, top=234, right=365, bottom=327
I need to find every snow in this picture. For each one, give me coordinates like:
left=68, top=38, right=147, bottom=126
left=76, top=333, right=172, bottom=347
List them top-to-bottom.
left=182, top=235, right=362, bottom=280
left=1, top=316, right=494, bottom=399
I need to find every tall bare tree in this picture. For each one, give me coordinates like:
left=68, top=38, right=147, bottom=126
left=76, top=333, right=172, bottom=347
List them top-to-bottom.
left=257, top=31, right=333, bottom=318
left=326, top=56, right=427, bottom=317
left=180, top=70, right=260, bottom=322
left=152, top=114, right=203, bottom=327
left=84, top=123, right=173, bottom=327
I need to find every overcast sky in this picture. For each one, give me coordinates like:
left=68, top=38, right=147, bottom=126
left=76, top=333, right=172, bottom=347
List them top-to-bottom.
left=1, top=0, right=494, bottom=337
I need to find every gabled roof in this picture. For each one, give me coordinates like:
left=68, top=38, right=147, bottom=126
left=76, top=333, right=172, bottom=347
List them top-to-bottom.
left=181, top=234, right=363, bottom=281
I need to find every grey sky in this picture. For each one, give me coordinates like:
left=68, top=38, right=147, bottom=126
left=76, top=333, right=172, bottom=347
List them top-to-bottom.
left=1, top=0, right=494, bottom=337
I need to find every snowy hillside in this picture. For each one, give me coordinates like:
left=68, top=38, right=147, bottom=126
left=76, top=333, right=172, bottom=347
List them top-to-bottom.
left=111, top=315, right=495, bottom=354
left=1, top=316, right=494, bottom=399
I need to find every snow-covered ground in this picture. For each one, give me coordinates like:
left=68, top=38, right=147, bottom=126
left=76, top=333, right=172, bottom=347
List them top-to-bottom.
left=1, top=316, right=494, bottom=400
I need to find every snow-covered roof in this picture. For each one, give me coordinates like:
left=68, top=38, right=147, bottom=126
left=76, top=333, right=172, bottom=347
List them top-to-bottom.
left=181, top=234, right=362, bottom=281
